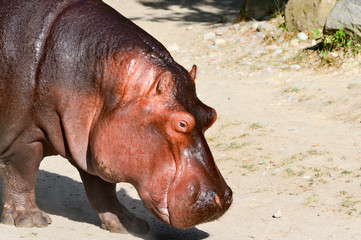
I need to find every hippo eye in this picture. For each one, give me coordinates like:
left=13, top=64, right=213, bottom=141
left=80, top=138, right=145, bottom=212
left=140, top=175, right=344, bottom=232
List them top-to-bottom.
left=172, top=112, right=195, bottom=133
left=175, top=120, right=190, bottom=133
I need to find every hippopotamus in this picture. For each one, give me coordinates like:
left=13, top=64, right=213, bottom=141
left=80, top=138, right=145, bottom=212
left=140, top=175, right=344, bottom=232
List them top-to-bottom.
left=0, top=0, right=232, bottom=234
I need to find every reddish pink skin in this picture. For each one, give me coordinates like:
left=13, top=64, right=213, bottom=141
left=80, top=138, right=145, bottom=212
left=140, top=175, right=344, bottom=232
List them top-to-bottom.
left=0, top=0, right=232, bottom=233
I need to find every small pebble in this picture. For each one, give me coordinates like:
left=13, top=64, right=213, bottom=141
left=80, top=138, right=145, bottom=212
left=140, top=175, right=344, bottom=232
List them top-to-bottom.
left=257, top=22, right=276, bottom=32
left=212, top=23, right=222, bottom=27
left=215, top=29, right=224, bottom=36
left=203, top=32, right=216, bottom=40
left=256, top=32, right=266, bottom=38
left=297, top=32, right=308, bottom=41
left=214, top=38, right=227, bottom=45
left=273, top=49, right=283, bottom=55
left=330, top=52, right=338, bottom=57
left=290, top=64, right=301, bottom=69
left=272, top=210, right=282, bottom=218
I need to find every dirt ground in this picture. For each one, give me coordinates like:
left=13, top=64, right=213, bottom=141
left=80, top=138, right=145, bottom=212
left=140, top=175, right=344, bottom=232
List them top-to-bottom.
left=1, top=0, right=361, bottom=239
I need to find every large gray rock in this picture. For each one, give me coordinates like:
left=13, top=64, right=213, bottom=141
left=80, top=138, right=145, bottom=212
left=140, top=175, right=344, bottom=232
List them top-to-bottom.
left=285, top=0, right=337, bottom=31
left=324, top=0, right=361, bottom=40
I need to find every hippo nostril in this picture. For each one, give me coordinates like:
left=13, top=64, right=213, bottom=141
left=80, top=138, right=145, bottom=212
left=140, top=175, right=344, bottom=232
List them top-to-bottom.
left=214, top=195, right=221, bottom=207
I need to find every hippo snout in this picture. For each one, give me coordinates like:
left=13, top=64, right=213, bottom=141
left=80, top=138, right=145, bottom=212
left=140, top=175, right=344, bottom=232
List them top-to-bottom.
left=167, top=179, right=232, bottom=229
left=193, top=186, right=233, bottom=222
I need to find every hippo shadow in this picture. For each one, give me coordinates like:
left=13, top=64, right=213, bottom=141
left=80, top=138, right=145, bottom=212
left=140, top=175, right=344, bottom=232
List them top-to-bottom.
left=0, top=170, right=209, bottom=240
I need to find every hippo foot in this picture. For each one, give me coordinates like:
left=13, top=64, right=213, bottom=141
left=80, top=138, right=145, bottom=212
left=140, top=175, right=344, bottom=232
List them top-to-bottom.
left=1, top=207, right=52, bottom=228
left=99, top=212, right=149, bottom=235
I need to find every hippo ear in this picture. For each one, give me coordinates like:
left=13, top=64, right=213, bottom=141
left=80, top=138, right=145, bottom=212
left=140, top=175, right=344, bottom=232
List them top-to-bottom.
left=189, top=64, right=197, bottom=82
left=155, top=71, right=172, bottom=95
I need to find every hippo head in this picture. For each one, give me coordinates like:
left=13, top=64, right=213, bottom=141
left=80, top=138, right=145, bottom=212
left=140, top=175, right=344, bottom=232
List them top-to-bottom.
left=89, top=51, right=232, bottom=229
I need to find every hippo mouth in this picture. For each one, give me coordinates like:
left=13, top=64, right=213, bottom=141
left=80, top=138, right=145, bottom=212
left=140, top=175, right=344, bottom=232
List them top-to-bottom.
left=148, top=149, right=179, bottom=226
left=140, top=167, right=175, bottom=226
left=153, top=202, right=170, bottom=224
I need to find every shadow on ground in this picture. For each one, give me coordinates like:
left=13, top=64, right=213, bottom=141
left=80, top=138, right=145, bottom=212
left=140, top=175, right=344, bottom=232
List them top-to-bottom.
left=137, top=0, right=243, bottom=23
left=0, top=170, right=209, bottom=240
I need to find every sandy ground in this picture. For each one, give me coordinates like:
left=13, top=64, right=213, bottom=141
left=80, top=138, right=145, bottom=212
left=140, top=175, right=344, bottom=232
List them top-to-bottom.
left=1, top=0, right=361, bottom=239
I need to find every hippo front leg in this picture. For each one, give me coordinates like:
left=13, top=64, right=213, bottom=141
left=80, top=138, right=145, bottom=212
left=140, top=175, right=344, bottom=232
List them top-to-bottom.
left=0, top=142, right=51, bottom=228
left=77, top=168, right=149, bottom=234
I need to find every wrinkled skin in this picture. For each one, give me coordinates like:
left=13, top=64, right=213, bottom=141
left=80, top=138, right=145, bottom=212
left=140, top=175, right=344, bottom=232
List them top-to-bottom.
left=0, top=0, right=232, bottom=233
